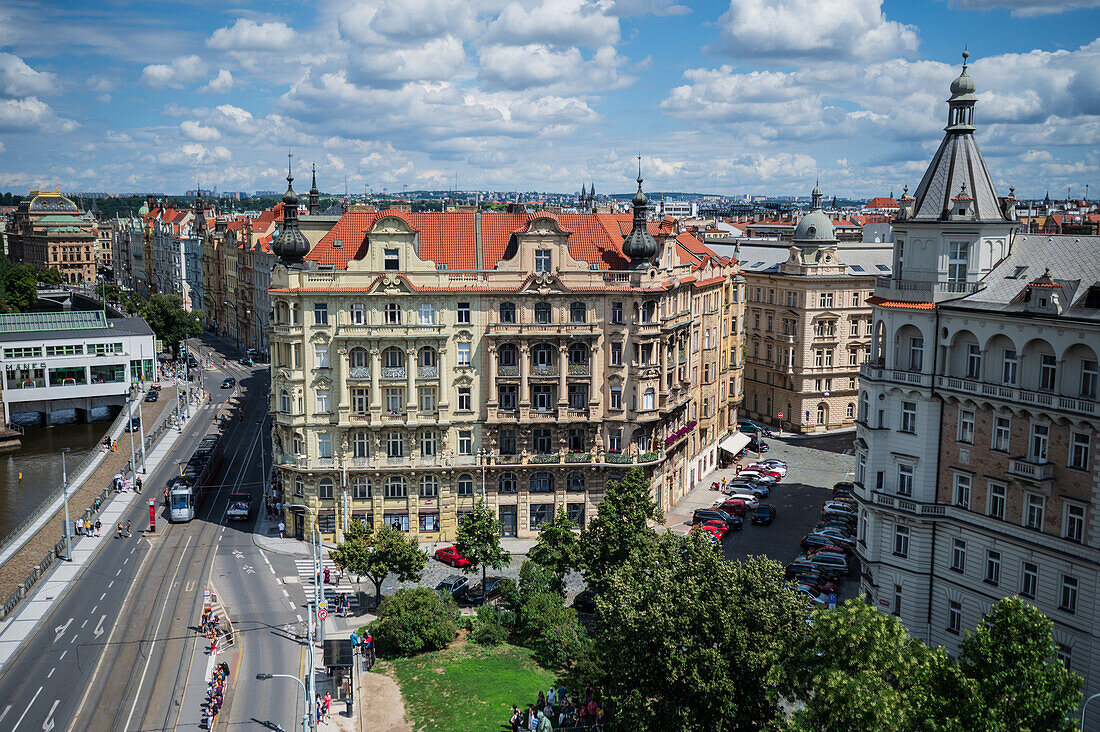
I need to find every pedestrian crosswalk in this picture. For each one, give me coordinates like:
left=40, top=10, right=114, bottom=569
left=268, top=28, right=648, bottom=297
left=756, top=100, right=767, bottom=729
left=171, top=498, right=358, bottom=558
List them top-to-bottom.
left=292, top=557, right=360, bottom=613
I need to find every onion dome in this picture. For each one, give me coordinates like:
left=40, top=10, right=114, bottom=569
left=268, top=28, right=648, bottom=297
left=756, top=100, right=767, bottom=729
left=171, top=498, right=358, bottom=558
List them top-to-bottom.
left=946, top=50, right=977, bottom=132
left=272, top=160, right=310, bottom=265
left=621, top=168, right=658, bottom=269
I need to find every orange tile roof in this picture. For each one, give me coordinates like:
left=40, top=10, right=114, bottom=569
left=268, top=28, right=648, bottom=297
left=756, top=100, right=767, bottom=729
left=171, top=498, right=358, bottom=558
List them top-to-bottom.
left=866, top=197, right=899, bottom=208
left=692, top=275, right=726, bottom=287
left=866, top=296, right=934, bottom=310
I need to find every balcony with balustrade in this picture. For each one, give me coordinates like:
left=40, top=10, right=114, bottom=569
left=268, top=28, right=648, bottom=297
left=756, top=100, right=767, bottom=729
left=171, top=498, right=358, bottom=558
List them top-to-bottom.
left=873, top=276, right=983, bottom=303
left=380, top=366, right=407, bottom=380
left=935, top=375, right=1097, bottom=419
left=1007, top=457, right=1055, bottom=486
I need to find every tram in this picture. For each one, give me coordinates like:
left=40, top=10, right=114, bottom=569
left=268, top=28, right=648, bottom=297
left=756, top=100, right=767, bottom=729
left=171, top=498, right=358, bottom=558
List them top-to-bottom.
left=169, top=433, right=224, bottom=522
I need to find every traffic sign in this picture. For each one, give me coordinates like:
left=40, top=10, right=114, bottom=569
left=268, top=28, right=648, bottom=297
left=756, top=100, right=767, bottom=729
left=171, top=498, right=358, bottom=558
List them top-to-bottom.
left=777, top=412, right=784, bottom=419
left=828, top=593, right=837, bottom=610
left=318, top=599, right=328, bottom=611
left=318, top=609, right=328, bottom=620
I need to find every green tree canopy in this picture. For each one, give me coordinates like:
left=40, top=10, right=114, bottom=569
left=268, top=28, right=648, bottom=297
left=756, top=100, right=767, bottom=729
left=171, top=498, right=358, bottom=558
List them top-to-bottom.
left=138, top=293, right=202, bottom=355
left=579, top=467, right=662, bottom=592
left=454, top=499, right=511, bottom=601
left=528, top=506, right=579, bottom=595
left=329, top=521, right=427, bottom=609
left=588, top=532, right=809, bottom=730
left=372, top=587, right=460, bottom=657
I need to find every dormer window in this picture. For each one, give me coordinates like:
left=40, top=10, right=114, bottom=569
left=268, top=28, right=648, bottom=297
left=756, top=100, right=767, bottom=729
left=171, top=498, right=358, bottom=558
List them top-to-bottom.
left=948, top=242, right=968, bottom=283
left=384, top=248, right=399, bottom=270
left=534, top=249, right=552, bottom=273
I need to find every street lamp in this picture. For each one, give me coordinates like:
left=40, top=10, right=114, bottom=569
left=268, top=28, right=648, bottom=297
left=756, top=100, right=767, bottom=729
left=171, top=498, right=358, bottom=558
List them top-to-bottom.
left=126, top=390, right=137, bottom=476
left=60, top=447, right=72, bottom=561
left=287, top=502, right=324, bottom=646
left=256, top=673, right=310, bottom=732
left=1082, top=692, right=1100, bottom=730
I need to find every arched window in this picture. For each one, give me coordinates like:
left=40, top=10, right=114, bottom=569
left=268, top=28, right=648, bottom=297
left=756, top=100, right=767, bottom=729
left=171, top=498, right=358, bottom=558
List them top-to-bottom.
left=640, top=300, right=657, bottom=324
left=499, top=301, right=516, bottom=323
left=534, top=302, right=552, bottom=324
left=570, top=302, right=586, bottom=323
left=568, top=343, right=589, bottom=366
left=498, top=344, right=518, bottom=369
left=383, top=346, right=404, bottom=369
left=418, top=346, right=437, bottom=368
left=349, top=347, right=369, bottom=368
left=643, top=388, right=655, bottom=410
left=280, top=389, right=291, bottom=412
left=859, top=392, right=869, bottom=422
left=846, top=402, right=855, bottom=419
left=817, top=403, right=828, bottom=424
left=567, top=471, right=585, bottom=492
left=499, top=472, right=517, bottom=493
left=530, top=472, right=554, bottom=492
left=457, top=474, right=474, bottom=496
left=419, top=475, right=438, bottom=498
left=352, top=476, right=371, bottom=500
left=384, top=476, right=407, bottom=498
left=319, top=477, right=334, bottom=500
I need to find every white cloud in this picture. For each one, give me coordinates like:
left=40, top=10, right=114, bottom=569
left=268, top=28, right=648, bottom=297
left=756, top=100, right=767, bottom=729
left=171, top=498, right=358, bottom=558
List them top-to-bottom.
left=365, top=0, right=480, bottom=42
left=485, top=0, right=621, bottom=48
left=604, top=0, right=691, bottom=16
left=711, top=0, right=919, bottom=61
left=948, top=0, right=1100, bottom=15
left=207, top=19, right=296, bottom=51
left=348, top=36, right=467, bottom=85
left=477, top=43, right=629, bottom=91
left=0, top=53, right=56, bottom=97
left=141, top=55, right=205, bottom=89
left=199, top=69, right=234, bottom=94
left=0, top=97, right=53, bottom=130
left=181, top=120, right=221, bottom=141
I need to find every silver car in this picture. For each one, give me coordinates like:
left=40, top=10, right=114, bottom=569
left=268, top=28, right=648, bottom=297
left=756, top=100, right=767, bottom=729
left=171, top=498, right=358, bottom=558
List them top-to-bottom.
left=802, top=551, right=851, bottom=575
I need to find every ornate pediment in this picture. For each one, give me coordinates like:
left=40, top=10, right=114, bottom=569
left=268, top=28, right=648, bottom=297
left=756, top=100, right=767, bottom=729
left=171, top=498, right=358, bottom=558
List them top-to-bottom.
left=370, top=215, right=415, bottom=236
left=518, top=271, right=569, bottom=295
left=371, top=272, right=414, bottom=295
left=310, top=375, right=333, bottom=389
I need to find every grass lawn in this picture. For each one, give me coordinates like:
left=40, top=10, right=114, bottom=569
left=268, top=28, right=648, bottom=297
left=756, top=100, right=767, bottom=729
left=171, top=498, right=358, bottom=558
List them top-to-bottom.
left=380, top=640, right=556, bottom=732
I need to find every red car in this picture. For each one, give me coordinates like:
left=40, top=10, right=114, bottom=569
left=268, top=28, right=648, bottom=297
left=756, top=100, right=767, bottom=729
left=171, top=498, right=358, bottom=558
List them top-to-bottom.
left=718, top=499, right=747, bottom=516
left=702, top=520, right=729, bottom=539
left=691, top=523, right=723, bottom=540
left=434, top=546, right=471, bottom=567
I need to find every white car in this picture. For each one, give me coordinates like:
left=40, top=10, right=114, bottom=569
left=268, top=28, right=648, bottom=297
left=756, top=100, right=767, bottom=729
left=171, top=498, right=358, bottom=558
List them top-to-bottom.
left=762, top=459, right=788, bottom=470
left=750, top=462, right=787, bottom=477
left=738, top=471, right=778, bottom=484
left=727, top=493, right=760, bottom=509
left=822, top=502, right=857, bottom=516
left=815, top=528, right=856, bottom=546
left=801, top=551, right=851, bottom=575
left=796, top=586, right=831, bottom=608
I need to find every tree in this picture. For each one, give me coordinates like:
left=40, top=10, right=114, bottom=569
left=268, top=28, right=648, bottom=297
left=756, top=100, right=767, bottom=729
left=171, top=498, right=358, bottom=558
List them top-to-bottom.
left=139, top=293, right=202, bottom=356
left=579, top=467, right=662, bottom=592
left=454, top=499, right=511, bottom=602
left=528, top=506, right=579, bottom=594
left=329, top=522, right=427, bottom=609
left=587, top=532, right=809, bottom=730
left=372, top=587, right=460, bottom=657
left=514, top=590, right=589, bottom=669
left=956, top=596, right=1082, bottom=732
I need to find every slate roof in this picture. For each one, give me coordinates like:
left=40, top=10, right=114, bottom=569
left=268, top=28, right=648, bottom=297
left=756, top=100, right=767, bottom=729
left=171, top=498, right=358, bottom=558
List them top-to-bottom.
left=910, top=132, right=1007, bottom=223
left=705, top=239, right=891, bottom=278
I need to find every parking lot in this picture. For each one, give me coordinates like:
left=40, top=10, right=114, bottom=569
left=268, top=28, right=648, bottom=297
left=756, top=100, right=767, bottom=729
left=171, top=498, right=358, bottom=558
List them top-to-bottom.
left=665, top=430, right=861, bottom=602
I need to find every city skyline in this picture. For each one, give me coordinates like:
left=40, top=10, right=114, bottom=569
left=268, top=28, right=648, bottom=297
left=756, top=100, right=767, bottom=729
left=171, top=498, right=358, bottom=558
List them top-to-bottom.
left=0, top=0, right=1097, bottom=198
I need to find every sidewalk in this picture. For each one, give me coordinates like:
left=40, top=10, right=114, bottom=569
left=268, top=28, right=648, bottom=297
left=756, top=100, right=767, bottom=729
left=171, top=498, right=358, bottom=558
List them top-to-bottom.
left=660, top=454, right=761, bottom=535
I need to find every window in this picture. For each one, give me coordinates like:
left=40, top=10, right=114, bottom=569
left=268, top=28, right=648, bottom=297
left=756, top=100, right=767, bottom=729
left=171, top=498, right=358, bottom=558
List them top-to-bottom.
left=947, top=241, right=968, bottom=282
left=384, top=248, right=399, bottom=270
left=534, top=249, right=552, bottom=273
left=819, top=292, right=834, bottom=307
left=611, top=301, right=623, bottom=324
left=385, top=302, right=401, bottom=324
left=457, top=302, right=471, bottom=324
left=499, top=302, right=516, bottom=323
left=534, top=302, right=551, bottom=323
left=569, top=302, right=586, bottom=323
left=313, top=303, right=328, bottom=325
left=351, top=303, right=366, bottom=324
left=418, top=303, right=435, bottom=325
left=908, top=337, right=924, bottom=372
left=610, top=341, right=622, bottom=366
left=457, top=342, right=471, bottom=366
left=45, top=344, right=83, bottom=356
left=966, top=344, right=982, bottom=378
left=315, top=345, right=329, bottom=368
left=350, top=347, right=369, bottom=369
left=1001, top=349, right=1018, bottom=386
left=1039, top=354, right=1057, bottom=391
left=1082, top=360, right=1098, bottom=398
left=499, top=384, right=517, bottom=410
left=567, top=384, right=587, bottom=410
left=532, top=385, right=553, bottom=411
left=419, top=386, right=437, bottom=412
left=609, top=386, right=622, bottom=410
left=385, top=387, right=403, bottom=413
left=457, top=387, right=471, bottom=411
left=643, top=388, right=655, bottom=411
left=280, top=389, right=291, bottom=413
left=316, top=389, right=331, bottom=413
left=900, top=402, right=916, bottom=433
left=817, top=403, right=826, bottom=424
left=845, top=403, right=854, bottom=419
left=956, top=409, right=974, bottom=444
left=992, top=417, right=1011, bottom=452
left=1030, top=423, right=1049, bottom=462
left=533, top=428, right=553, bottom=454
left=609, top=428, right=623, bottom=453
left=499, top=429, right=517, bottom=455
left=458, top=430, right=472, bottom=455
left=352, top=431, right=370, bottom=458
left=387, top=431, right=403, bottom=458
left=420, top=431, right=438, bottom=457
left=1069, top=432, right=1090, bottom=470
left=293, top=433, right=304, bottom=455
left=318, top=433, right=332, bottom=458
left=856, top=452, right=866, bottom=486
left=897, top=465, right=913, bottom=497
left=567, top=471, right=585, bottom=492
left=530, top=472, right=553, bottom=493
left=498, top=473, right=517, bottom=493
left=457, top=474, right=474, bottom=496
left=953, top=474, right=971, bottom=509
left=352, top=476, right=371, bottom=499
left=384, top=476, right=407, bottom=498
left=419, top=476, right=438, bottom=498
left=319, top=478, right=334, bottom=500
left=987, top=483, right=1006, bottom=520
left=1025, top=494, right=1045, bottom=530
left=567, top=502, right=586, bottom=527
left=530, top=503, right=554, bottom=529
left=1064, top=504, right=1085, bottom=543
left=419, top=512, right=439, bottom=532
left=893, top=525, right=910, bottom=557
left=950, top=539, right=966, bottom=572
left=984, top=550, right=1000, bottom=585
left=1021, top=562, right=1038, bottom=598
left=1060, top=575, right=1078, bottom=613
left=893, top=585, right=902, bottom=616
left=948, top=601, right=962, bottom=634
left=1058, top=645, right=1072, bottom=670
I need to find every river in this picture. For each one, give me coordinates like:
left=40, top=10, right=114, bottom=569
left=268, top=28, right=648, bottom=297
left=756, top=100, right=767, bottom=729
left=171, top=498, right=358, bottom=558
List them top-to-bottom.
left=0, top=411, right=112, bottom=540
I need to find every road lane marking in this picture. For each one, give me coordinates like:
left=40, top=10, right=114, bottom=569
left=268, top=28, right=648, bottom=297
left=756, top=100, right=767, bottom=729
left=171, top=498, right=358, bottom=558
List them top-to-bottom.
left=129, top=546, right=136, bottom=555
left=123, top=558, right=129, bottom=565
left=114, top=569, right=120, bottom=576
left=185, top=580, right=195, bottom=593
left=108, top=581, right=113, bottom=588
left=282, top=588, right=289, bottom=598
left=98, top=592, right=105, bottom=601
left=287, top=600, right=294, bottom=609
left=90, top=605, right=97, bottom=614
left=296, top=614, right=303, bottom=623
left=93, top=615, right=106, bottom=639
left=53, top=618, right=72, bottom=643
left=80, top=619, right=87, bottom=629
left=69, top=635, right=77, bottom=644
left=58, top=651, right=66, bottom=661
left=46, top=667, right=54, bottom=679
left=10, top=685, right=42, bottom=731
left=41, top=699, right=59, bottom=731
left=0, top=705, right=10, bottom=724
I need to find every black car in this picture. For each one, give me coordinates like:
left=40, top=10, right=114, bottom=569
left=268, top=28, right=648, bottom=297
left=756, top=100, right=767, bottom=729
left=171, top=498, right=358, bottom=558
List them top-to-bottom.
left=186, top=355, right=199, bottom=368
left=239, top=356, right=253, bottom=366
left=221, top=377, right=235, bottom=389
left=144, top=390, right=159, bottom=402
left=125, top=417, right=141, bottom=432
left=737, top=420, right=773, bottom=437
left=747, top=439, right=769, bottom=453
left=750, top=505, right=775, bottom=525
left=692, top=508, right=743, bottom=531
left=821, top=511, right=857, bottom=529
left=800, top=533, right=853, bottom=555
left=785, top=560, right=841, bottom=584
left=435, top=575, right=469, bottom=601
left=461, top=576, right=507, bottom=604
left=573, top=589, right=597, bottom=614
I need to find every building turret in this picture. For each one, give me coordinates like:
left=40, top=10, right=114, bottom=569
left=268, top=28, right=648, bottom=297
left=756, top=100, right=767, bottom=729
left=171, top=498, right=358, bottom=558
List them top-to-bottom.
left=271, top=157, right=311, bottom=266
left=308, top=163, right=320, bottom=215
left=620, top=163, right=658, bottom=269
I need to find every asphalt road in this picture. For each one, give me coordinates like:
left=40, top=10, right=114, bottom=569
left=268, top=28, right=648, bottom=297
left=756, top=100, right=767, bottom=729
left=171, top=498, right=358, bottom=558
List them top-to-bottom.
left=0, top=339, right=294, bottom=732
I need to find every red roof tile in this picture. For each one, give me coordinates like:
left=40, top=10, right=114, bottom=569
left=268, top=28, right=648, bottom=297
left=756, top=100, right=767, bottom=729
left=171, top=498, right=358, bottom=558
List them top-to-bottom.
left=866, top=296, right=934, bottom=310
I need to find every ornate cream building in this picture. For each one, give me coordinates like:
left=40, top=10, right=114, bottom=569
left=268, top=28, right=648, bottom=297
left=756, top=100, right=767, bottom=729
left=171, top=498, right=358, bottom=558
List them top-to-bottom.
left=268, top=171, right=745, bottom=541
left=8, top=191, right=97, bottom=285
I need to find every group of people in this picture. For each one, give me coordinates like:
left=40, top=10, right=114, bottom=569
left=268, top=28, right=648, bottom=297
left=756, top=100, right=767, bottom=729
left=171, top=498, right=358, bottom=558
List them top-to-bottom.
left=113, top=474, right=141, bottom=494
left=80, top=518, right=102, bottom=536
left=115, top=520, right=131, bottom=539
left=201, top=607, right=226, bottom=654
left=203, top=661, right=229, bottom=728
left=509, top=686, right=605, bottom=731
left=314, top=691, right=333, bottom=725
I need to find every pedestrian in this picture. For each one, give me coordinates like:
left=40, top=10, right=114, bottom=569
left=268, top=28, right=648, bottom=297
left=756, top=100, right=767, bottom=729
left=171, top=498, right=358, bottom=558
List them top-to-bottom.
left=136, top=477, right=142, bottom=494
left=94, top=519, right=101, bottom=537
left=126, top=520, right=131, bottom=537
left=278, top=521, right=285, bottom=538
left=116, top=522, right=123, bottom=539
left=323, top=567, right=331, bottom=585
left=210, top=636, right=217, bottom=655
left=324, top=692, right=332, bottom=722
left=316, top=694, right=323, bottom=726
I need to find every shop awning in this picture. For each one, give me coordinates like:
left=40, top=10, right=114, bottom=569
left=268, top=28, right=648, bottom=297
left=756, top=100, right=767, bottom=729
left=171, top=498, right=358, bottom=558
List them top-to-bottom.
left=719, top=432, right=751, bottom=455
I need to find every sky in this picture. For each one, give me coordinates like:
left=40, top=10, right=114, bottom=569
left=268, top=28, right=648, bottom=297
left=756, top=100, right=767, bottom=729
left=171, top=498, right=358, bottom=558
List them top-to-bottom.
left=0, top=0, right=1098, bottom=199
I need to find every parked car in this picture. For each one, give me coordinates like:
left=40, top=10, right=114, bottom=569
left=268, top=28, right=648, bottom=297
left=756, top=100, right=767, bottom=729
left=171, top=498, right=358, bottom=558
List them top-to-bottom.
left=239, top=356, right=253, bottom=366
left=221, top=377, right=235, bottom=388
left=144, top=390, right=159, bottom=402
left=125, top=417, right=141, bottom=432
left=738, top=419, right=773, bottom=437
left=747, top=439, right=770, bottom=453
left=761, top=458, right=788, bottom=471
left=744, top=467, right=783, bottom=480
left=737, top=471, right=777, bottom=484
left=833, top=481, right=856, bottom=492
left=736, top=485, right=771, bottom=499
left=832, top=488, right=856, bottom=501
left=726, top=493, right=760, bottom=509
left=717, top=499, right=747, bottom=516
left=822, top=502, right=857, bottom=516
left=750, top=504, right=775, bottom=525
left=692, top=508, right=742, bottom=531
left=821, top=511, right=857, bottom=528
left=702, top=519, right=730, bottom=539
left=692, top=523, right=724, bottom=541
left=814, top=527, right=856, bottom=546
left=801, top=533, right=850, bottom=554
left=434, top=545, right=471, bottom=567
left=806, top=545, right=850, bottom=559
left=800, top=551, right=851, bottom=575
left=785, top=560, right=841, bottom=583
left=789, top=572, right=839, bottom=595
left=435, top=575, right=469, bottom=601
left=461, top=576, right=507, bottom=604
left=796, top=586, right=831, bottom=608
left=573, top=589, right=597, bottom=614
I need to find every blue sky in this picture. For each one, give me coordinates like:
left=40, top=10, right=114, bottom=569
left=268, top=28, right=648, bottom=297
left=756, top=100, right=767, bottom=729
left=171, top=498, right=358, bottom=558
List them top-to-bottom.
left=0, top=0, right=1097, bottom=199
